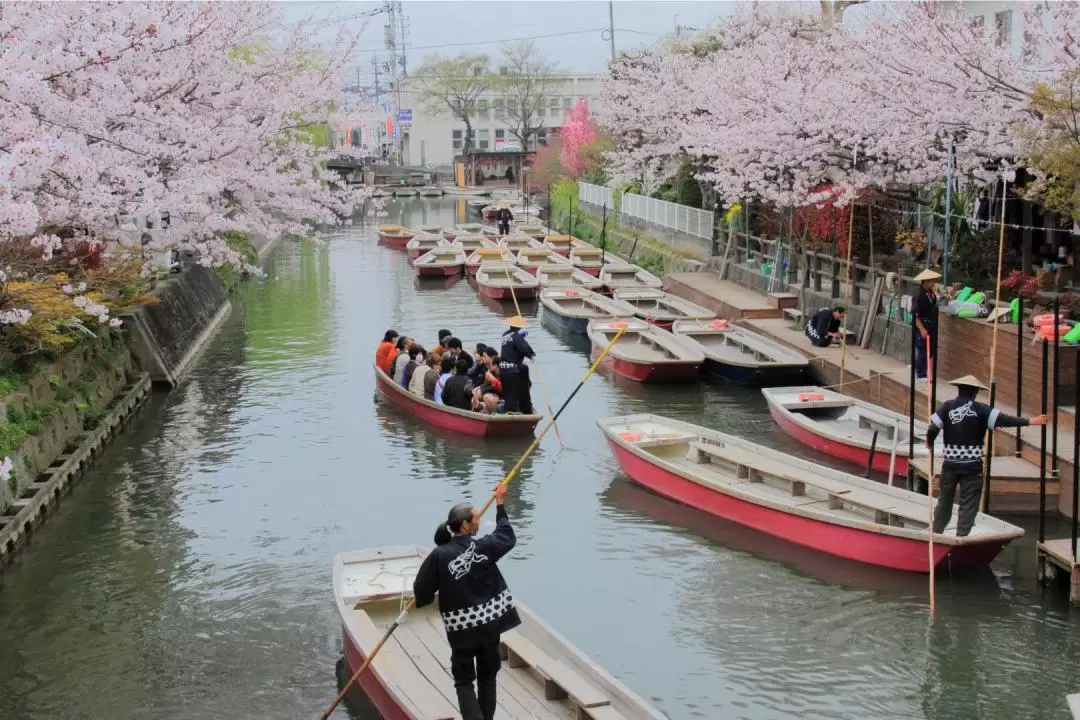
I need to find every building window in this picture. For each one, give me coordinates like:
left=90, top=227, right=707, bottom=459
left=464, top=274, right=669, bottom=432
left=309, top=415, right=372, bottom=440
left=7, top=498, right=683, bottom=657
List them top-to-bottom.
left=994, top=10, right=1011, bottom=47
left=970, top=14, right=985, bottom=31
left=562, top=97, right=573, bottom=108
left=478, top=98, right=488, bottom=112
left=550, top=106, right=560, bottom=118
left=537, top=128, right=548, bottom=147
left=452, top=129, right=463, bottom=151
left=478, top=129, right=490, bottom=150
left=495, top=129, right=505, bottom=140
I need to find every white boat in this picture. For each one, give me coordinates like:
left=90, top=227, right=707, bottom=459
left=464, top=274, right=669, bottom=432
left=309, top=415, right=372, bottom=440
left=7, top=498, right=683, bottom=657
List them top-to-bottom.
left=419, top=187, right=444, bottom=197
left=444, top=187, right=494, bottom=197
left=455, top=223, right=487, bottom=235
left=516, top=224, right=549, bottom=240
left=405, top=234, right=447, bottom=261
left=451, top=234, right=495, bottom=253
left=499, top=234, right=542, bottom=251
left=542, top=234, right=574, bottom=256
left=570, top=246, right=607, bottom=276
left=412, top=247, right=466, bottom=277
left=465, top=247, right=516, bottom=276
left=516, top=247, right=571, bottom=275
left=476, top=262, right=540, bottom=300
left=599, top=263, right=663, bottom=290
left=535, top=265, right=604, bottom=291
left=540, top=287, right=637, bottom=334
left=612, top=287, right=716, bottom=329
left=586, top=317, right=704, bottom=383
left=672, top=319, right=809, bottom=386
left=333, top=545, right=667, bottom=720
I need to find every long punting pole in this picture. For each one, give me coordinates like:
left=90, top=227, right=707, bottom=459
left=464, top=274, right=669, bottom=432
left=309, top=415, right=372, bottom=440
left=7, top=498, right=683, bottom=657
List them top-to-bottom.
left=941, top=137, right=953, bottom=287
left=988, top=175, right=1008, bottom=397
left=839, top=199, right=855, bottom=389
left=1016, top=296, right=1024, bottom=457
left=1052, top=297, right=1061, bottom=485
left=930, top=305, right=939, bottom=414
left=908, top=313, right=918, bottom=492
left=317, top=326, right=628, bottom=720
left=926, top=332, right=936, bottom=614
left=1039, top=338, right=1049, bottom=545
left=1073, top=358, right=1079, bottom=561
left=981, top=380, right=997, bottom=515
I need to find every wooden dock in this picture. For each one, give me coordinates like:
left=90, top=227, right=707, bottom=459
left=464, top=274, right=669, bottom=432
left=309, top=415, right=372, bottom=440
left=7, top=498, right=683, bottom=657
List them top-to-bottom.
left=663, top=272, right=781, bottom=320
left=909, top=456, right=1048, bottom=514
left=1037, top=537, right=1079, bottom=605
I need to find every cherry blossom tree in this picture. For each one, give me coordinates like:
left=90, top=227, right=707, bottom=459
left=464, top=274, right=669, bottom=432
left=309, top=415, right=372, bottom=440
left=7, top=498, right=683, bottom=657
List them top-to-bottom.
left=560, top=99, right=603, bottom=179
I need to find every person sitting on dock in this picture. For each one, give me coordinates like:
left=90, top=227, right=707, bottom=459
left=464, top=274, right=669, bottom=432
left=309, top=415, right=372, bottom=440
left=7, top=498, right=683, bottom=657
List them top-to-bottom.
left=805, top=305, right=846, bottom=348
left=499, top=316, right=535, bottom=414
left=375, top=329, right=398, bottom=373
left=402, top=345, right=425, bottom=389
left=434, top=354, right=455, bottom=405
left=442, top=357, right=476, bottom=411
left=926, top=375, right=1047, bottom=536
left=414, top=482, right=520, bottom=720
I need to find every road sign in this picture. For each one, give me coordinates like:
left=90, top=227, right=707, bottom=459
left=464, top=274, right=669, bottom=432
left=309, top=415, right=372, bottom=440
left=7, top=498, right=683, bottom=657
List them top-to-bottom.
left=398, top=109, right=412, bottom=122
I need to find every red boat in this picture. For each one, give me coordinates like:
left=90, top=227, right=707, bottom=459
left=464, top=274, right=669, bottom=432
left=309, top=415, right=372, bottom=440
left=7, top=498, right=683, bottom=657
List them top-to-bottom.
left=377, top=225, right=415, bottom=248
left=475, top=263, right=539, bottom=301
left=586, top=317, right=703, bottom=383
left=374, top=363, right=539, bottom=437
left=762, top=386, right=929, bottom=476
left=597, top=413, right=1024, bottom=572
left=333, top=546, right=668, bottom=720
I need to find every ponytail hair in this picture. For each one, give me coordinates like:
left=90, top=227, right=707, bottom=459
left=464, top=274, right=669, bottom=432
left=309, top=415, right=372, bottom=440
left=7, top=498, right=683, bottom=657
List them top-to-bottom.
left=434, top=502, right=475, bottom=546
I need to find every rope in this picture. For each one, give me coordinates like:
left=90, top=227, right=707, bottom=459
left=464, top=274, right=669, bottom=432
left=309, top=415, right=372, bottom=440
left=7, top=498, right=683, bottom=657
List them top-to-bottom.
left=980, top=177, right=1009, bottom=513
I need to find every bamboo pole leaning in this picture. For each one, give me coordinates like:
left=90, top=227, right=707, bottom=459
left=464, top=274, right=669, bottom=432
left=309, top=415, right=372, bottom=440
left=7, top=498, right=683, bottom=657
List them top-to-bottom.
left=979, top=174, right=1009, bottom=513
left=839, top=201, right=856, bottom=389
left=317, top=326, right=627, bottom=720
left=926, top=334, right=937, bottom=617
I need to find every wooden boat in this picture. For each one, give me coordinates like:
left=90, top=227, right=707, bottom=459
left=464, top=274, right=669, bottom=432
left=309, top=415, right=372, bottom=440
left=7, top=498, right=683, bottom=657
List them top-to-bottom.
left=371, top=187, right=392, bottom=198
left=419, top=187, right=444, bottom=197
left=444, top=187, right=493, bottom=197
left=394, top=188, right=419, bottom=197
left=467, top=198, right=488, bottom=214
left=482, top=205, right=500, bottom=223
left=455, top=222, right=487, bottom=235
left=417, top=224, right=444, bottom=235
left=517, top=224, right=548, bottom=240
left=377, top=225, right=415, bottom=248
left=479, top=226, right=503, bottom=239
left=439, top=229, right=458, bottom=242
left=406, top=234, right=447, bottom=261
left=451, top=234, right=495, bottom=253
left=499, top=234, right=541, bottom=251
left=542, top=234, right=574, bottom=256
left=412, top=247, right=466, bottom=277
left=465, top=247, right=516, bottom=277
left=516, top=247, right=571, bottom=276
left=570, top=247, right=606, bottom=276
left=476, top=262, right=540, bottom=300
left=600, top=263, right=662, bottom=290
left=535, top=265, right=604, bottom=291
left=612, top=287, right=716, bottom=330
left=540, top=288, right=637, bottom=334
left=586, top=317, right=704, bottom=383
left=672, top=319, right=809, bottom=386
left=374, top=363, right=539, bottom=437
left=761, top=386, right=930, bottom=476
left=597, top=413, right=1024, bottom=572
left=333, top=544, right=667, bottom=720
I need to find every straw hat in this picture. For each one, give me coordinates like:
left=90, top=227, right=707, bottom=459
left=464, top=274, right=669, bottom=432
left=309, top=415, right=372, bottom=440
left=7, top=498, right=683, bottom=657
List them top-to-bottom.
left=500, top=200, right=510, bottom=209
left=913, top=268, right=942, bottom=282
left=505, top=315, right=528, bottom=329
left=948, top=375, right=989, bottom=391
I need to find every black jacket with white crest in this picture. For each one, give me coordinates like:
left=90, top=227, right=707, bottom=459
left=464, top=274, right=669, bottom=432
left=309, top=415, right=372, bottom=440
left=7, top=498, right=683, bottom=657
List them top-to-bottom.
left=413, top=505, right=521, bottom=648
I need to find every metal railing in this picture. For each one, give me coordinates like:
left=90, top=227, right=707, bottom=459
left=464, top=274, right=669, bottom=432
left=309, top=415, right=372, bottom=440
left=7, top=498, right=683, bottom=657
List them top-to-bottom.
left=578, top=182, right=714, bottom=239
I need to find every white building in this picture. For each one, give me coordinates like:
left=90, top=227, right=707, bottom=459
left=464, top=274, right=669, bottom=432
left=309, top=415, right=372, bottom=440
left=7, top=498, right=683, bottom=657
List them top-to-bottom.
left=399, top=74, right=604, bottom=168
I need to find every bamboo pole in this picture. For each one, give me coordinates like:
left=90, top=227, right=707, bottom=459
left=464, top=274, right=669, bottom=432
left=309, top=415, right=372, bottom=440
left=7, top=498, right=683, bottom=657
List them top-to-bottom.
left=981, top=174, right=1009, bottom=512
left=839, top=199, right=855, bottom=389
left=504, top=265, right=562, bottom=447
left=926, top=333, right=936, bottom=616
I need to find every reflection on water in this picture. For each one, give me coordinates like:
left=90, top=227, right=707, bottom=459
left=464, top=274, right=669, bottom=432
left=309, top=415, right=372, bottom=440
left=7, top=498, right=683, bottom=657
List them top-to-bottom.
left=0, top=197, right=1078, bottom=720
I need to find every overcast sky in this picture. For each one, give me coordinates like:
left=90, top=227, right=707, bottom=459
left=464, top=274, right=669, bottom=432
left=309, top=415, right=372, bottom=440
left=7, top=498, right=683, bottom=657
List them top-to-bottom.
left=281, top=1, right=747, bottom=76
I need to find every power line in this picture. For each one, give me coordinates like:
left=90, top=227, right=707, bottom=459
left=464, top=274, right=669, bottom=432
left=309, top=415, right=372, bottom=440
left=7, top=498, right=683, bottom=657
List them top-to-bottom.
left=335, top=27, right=666, bottom=55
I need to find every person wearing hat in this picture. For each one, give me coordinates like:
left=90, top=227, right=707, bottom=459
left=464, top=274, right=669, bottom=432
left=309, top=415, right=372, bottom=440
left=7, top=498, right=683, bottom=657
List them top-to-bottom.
left=496, top=202, right=513, bottom=235
left=912, top=268, right=941, bottom=380
left=804, top=305, right=846, bottom=348
left=498, top=315, right=535, bottom=413
left=925, top=375, right=1047, bottom=536
left=414, top=481, right=520, bottom=720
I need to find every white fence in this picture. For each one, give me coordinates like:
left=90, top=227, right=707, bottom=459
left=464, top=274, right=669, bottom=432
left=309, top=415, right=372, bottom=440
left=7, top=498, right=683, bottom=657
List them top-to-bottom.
left=578, top=182, right=715, bottom=239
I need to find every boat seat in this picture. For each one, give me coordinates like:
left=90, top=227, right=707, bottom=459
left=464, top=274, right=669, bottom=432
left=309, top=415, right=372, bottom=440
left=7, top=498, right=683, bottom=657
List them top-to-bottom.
left=632, top=433, right=697, bottom=449
left=686, top=441, right=851, bottom=497
left=825, top=487, right=928, bottom=527
left=501, top=631, right=610, bottom=712
left=581, top=705, right=631, bottom=720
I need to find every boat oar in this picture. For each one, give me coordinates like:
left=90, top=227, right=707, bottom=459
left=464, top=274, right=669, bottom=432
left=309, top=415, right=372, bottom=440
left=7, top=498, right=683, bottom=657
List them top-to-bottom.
left=503, top=264, right=563, bottom=448
left=317, top=326, right=627, bottom=720
left=925, top=334, right=937, bottom=617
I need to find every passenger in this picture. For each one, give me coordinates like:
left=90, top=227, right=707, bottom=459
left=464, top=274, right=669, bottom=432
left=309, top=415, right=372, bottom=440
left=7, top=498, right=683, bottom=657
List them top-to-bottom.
left=804, top=306, right=846, bottom=348
left=499, top=316, right=535, bottom=414
left=375, top=329, right=399, bottom=373
left=429, top=329, right=453, bottom=364
left=389, top=336, right=412, bottom=381
left=445, top=337, right=463, bottom=361
left=467, top=343, right=488, bottom=383
left=403, top=345, right=425, bottom=389
left=409, top=348, right=433, bottom=396
left=471, top=350, right=503, bottom=409
left=423, top=353, right=440, bottom=400
left=434, top=354, right=455, bottom=404
left=442, top=357, right=475, bottom=411
left=481, top=393, right=504, bottom=414
left=413, top=482, right=519, bottom=720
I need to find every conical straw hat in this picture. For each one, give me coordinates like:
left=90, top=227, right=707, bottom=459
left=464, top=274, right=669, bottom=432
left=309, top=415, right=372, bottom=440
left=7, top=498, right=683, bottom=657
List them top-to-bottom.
left=913, top=268, right=942, bottom=282
left=505, top=315, right=527, bottom=328
left=948, top=375, right=988, bottom=390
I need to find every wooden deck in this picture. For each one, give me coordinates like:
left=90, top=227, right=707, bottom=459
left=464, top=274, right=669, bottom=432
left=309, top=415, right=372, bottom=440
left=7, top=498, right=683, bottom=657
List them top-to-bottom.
left=663, top=272, right=781, bottom=319
left=910, top=455, right=1051, bottom=514
left=1037, top=537, right=1080, bottom=606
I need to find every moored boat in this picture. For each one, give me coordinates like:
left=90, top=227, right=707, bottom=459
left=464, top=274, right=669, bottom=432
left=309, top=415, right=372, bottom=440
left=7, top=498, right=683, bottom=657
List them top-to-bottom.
left=418, top=187, right=444, bottom=197
left=444, top=187, right=494, bottom=197
left=467, top=198, right=488, bottom=215
left=482, top=204, right=500, bottom=223
left=455, top=222, right=487, bottom=235
left=517, top=223, right=548, bottom=240
left=417, top=224, right=444, bottom=234
left=377, top=225, right=415, bottom=248
left=439, top=229, right=458, bottom=242
left=405, top=234, right=446, bottom=261
left=451, top=234, right=495, bottom=253
left=499, top=234, right=541, bottom=251
left=542, top=234, right=574, bottom=256
left=465, top=246, right=516, bottom=277
left=570, top=246, right=606, bottom=276
left=412, top=247, right=467, bottom=277
left=516, top=247, right=571, bottom=275
left=476, top=262, right=540, bottom=300
left=599, top=263, right=662, bottom=290
left=535, top=265, right=604, bottom=291
left=540, top=287, right=637, bottom=334
left=612, top=287, right=716, bottom=330
left=586, top=317, right=704, bottom=383
left=672, top=319, right=809, bottom=386
left=374, top=363, right=539, bottom=437
left=762, top=386, right=929, bottom=475
left=597, top=413, right=1023, bottom=572
left=334, top=544, right=667, bottom=720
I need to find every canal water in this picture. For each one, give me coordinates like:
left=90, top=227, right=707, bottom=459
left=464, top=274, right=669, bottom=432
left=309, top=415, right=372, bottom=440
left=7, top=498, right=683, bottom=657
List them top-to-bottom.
left=0, top=196, right=1077, bottom=720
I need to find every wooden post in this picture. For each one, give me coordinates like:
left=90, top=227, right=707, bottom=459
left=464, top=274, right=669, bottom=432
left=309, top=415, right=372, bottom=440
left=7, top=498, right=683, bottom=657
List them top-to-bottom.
left=908, top=312, right=918, bottom=492
left=1039, top=338, right=1049, bottom=545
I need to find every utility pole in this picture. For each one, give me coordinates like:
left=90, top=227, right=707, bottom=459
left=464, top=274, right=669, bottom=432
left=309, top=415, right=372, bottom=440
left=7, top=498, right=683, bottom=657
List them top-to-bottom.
left=608, top=1, right=616, bottom=63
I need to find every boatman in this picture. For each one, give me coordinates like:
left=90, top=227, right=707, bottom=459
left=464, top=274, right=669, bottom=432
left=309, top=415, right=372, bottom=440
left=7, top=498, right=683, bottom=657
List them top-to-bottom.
left=496, top=202, right=513, bottom=236
left=912, top=268, right=941, bottom=380
left=804, top=305, right=846, bottom=348
left=498, top=315, right=535, bottom=413
left=925, top=375, right=1047, bottom=536
left=414, top=482, right=519, bottom=720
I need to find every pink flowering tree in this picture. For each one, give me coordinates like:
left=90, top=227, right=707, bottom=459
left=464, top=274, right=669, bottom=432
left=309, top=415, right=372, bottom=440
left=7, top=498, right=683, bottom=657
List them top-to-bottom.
left=560, top=99, right=601, bottom=179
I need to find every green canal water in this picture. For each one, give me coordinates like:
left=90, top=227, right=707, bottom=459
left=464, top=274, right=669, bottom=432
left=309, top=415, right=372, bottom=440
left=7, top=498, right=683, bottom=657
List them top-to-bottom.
left=0, top=197, right=1077, bottom=720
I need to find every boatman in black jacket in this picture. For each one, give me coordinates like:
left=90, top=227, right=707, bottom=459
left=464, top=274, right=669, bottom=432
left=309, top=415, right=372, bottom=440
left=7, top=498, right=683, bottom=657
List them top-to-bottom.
left=499, top=315, right=535, bottom=414
left=926, top=375, right=1047, bottom=536
left=414, top=482, right=519, bottom=720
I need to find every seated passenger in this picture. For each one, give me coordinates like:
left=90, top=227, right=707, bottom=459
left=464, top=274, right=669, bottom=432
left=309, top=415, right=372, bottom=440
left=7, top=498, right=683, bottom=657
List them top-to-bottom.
left=376, top=329, right=399, bottom=373
left=402, top=345, right=425, bottom=389
left=408, top=347, right=432, bottom=396
left=421, top=353, right=439, bottom=400
left=434, top=354, right=455, bottom=404
left=441, top=357, right=475, bottom=411
left=479, top=392, right=504, bottom=414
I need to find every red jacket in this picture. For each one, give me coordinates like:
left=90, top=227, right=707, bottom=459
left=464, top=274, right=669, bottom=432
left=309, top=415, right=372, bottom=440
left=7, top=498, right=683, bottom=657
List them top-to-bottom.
left=375, top=341, right=396, bottom=374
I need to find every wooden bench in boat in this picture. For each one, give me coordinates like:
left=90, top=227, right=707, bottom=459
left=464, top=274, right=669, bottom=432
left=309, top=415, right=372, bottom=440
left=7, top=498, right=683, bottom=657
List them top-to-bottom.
left=684, top=440, right=928, bottom=528
left=500, top=631, right=628, bottom=720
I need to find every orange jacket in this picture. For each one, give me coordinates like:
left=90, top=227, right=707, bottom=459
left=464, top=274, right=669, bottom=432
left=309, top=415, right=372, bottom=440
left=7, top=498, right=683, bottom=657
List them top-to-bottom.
left=375, top=341, right=396, bottom=374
